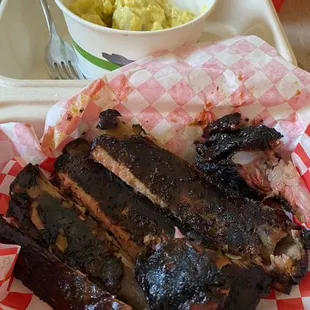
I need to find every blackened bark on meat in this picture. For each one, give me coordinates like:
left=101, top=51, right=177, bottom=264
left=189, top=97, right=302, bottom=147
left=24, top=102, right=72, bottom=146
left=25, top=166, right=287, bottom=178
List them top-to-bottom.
left=97, top=109, right=122, bottom=130
left=203, top=112, right=244, bottom=136
left=194, top=113, right=302, bottom=260
left=195, top=113, right=284, bottom=204
left=196, top=125, right=282, bottom=161
left=91, top=134, right=308, bottom=292
left=91, top=135, right=285, bottom=256
left=63, top=138, right=90, bottom=156
left=54, top=139, right=154, bottom=310
left=54, top=152, right=180, bottom=259
left=195, top=157, right=263, bottom=200
left=195, top=160, right=294, bottom=213
left=8, top=164, right=123, bottom=294
left=263, top=196, right=295, bottom=215
left=0, top=217, right=130, bottom=310
left=302, top=230, right=310, bottom=250
left=269, top=233, right=309, bottom=293
left=136, top=237, right=271, bottom=310
left=136, top=238, right=230, bottom=310
left=222, top=263, right=271, bottom=310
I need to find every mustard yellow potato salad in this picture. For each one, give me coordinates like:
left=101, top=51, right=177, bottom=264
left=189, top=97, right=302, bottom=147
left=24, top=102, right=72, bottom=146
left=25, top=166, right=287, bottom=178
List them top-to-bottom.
left=70, top=0, right=196, bottom=31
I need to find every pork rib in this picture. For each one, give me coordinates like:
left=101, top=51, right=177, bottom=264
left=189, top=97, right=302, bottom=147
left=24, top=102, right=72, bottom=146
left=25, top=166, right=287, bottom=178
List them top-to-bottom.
left=195, top=112, right=281, bottom=201
left=195, top=113, right=310, bottom=224
left=197, top=113, right=282, bottom=161
left=91, top=134, right=308, bottom=293
left=54, top=142, right=181, bottom=260
left=8, top=164, right=123, bottom=294
left=0, top=217, right=130, bottom=310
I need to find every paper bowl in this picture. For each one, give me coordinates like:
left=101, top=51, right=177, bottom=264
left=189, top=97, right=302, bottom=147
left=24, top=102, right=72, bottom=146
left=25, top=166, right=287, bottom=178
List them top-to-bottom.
left=55, top=0, right=218, bottom=80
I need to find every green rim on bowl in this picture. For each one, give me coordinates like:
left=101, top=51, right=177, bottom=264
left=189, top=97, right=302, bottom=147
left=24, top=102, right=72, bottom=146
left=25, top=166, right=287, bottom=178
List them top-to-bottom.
left=72, top=40, right=120, bottom=71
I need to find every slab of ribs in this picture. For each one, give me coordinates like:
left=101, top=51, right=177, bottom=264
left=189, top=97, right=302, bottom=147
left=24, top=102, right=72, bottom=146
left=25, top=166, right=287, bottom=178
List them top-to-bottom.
left=4, top=110, right=309, bottom=310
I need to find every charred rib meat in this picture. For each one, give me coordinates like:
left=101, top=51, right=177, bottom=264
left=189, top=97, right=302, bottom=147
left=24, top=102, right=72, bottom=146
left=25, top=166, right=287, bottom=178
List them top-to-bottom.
left=97, top=109, right=122, bottom=130
left=203, top=112, right=246, bottom=135
left=194, top=113, right=282, bottom=200
left=195, top=113, right=310, bottom=223
left=197, top=113, right=282, bottom=162
left=90, top=134, right=308, bottom=292
left=62, top=137, right=91, bottom=156
left=54, top=139, right=179, bottom=260
left=195, top=157, right=264, bottom=200
left=8, top=164, right=123, bottom=294
left=0, top=217, right=130, bottom=310
left=136, top=237, right=271, bottom=310
left=136, top=237, right=229, bottom=310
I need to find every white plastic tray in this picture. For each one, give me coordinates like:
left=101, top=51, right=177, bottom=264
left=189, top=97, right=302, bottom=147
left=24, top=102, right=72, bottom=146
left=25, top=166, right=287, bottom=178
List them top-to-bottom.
left=0, top=0, right=296, bottom=106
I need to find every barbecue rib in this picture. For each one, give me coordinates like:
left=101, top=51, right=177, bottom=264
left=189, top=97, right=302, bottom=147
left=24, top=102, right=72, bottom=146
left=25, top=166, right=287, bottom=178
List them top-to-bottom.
left=195, top=113, right=310, bottom=224
left=195, top=113, right=282, bottom=199
left=198, top=113, right=282, bottom=159
left=91, top=134, right=308, bottom=293
left=60, top=138, right=273, bottom=308
left=55, top=139, right=181, bottom=260
left=195, top=157, right=264, bottom=200
left=9, top=163, right=149, bottom=309
left=8, top=164, right=123, bottom=294
left=0, top=217, right=130, bottom=310
left=136, top=237, right=271, bottom=310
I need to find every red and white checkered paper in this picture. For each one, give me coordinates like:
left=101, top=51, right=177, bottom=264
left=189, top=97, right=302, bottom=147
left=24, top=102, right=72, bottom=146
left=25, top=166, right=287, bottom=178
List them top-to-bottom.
left=1, top=35, right=310, bottom=309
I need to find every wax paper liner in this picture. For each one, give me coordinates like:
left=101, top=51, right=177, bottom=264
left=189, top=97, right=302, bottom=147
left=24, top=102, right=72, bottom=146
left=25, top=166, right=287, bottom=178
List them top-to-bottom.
left=1, top=35, right=310, bottom=309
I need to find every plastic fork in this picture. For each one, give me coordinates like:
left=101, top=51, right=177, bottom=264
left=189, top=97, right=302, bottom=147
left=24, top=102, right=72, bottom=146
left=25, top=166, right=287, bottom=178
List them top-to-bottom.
left=40, top=0, right=85, bottom=80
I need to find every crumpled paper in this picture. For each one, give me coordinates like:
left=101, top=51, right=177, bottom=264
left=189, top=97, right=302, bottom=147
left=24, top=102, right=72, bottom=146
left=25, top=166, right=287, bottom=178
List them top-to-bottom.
left=0, top=35, right=310, bottom=310
left=0, top=243, right=20, bottom=300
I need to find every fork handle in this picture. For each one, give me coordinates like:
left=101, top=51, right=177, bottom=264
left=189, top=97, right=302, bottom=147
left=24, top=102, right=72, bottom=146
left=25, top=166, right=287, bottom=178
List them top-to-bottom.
left=40, top=0, right=58, bottom=38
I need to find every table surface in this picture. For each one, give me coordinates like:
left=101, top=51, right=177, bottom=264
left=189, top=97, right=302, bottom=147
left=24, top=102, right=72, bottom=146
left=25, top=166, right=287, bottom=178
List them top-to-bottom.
left=280, top=0, right=310, bottom=71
